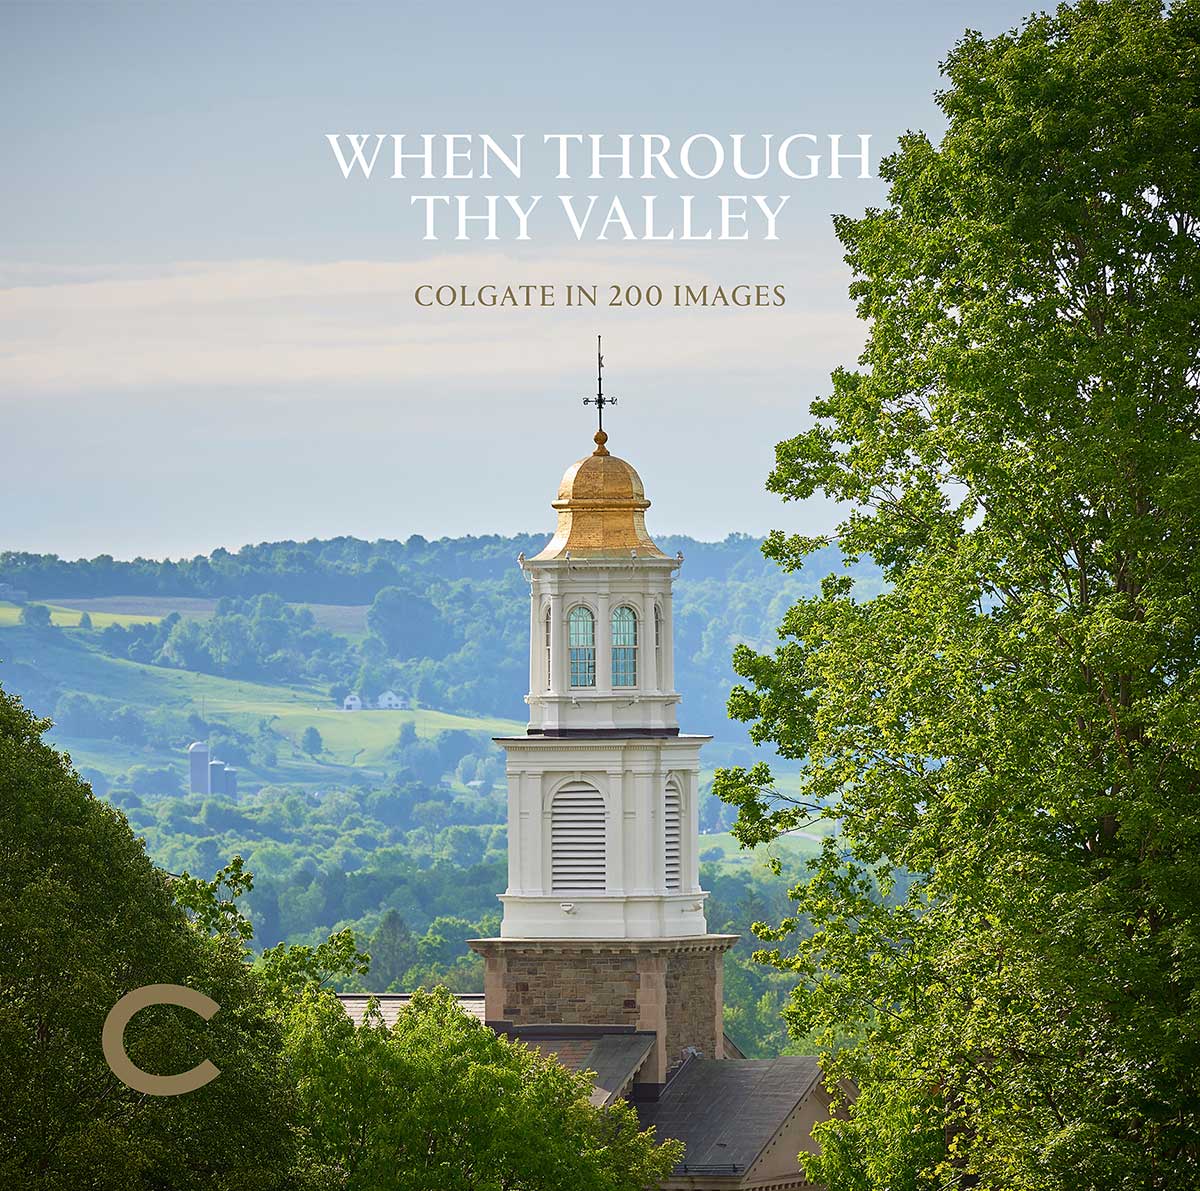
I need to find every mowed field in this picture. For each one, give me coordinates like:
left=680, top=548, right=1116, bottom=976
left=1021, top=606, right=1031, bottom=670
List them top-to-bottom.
left=15, top=596, right=372, bottom=638
left=0, top=599, right=184, bottom=629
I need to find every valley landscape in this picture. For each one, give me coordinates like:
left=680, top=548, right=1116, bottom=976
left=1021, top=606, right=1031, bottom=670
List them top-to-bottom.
left=0, top=532, right=863, bottom=1056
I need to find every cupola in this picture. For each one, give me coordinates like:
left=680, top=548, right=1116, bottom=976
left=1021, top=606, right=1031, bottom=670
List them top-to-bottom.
left=531, top=430, right=667, bottom=561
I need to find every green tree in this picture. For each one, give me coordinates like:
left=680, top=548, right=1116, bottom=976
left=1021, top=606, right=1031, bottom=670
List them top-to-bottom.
left=716, top=2, right=1200, bottom=1188
left=367, top=586, right=453, bottom=660
left=19, top=602, right=51, bottom=629
left=77, top=610, right=92, bottom=630
left=355, top=662, right=390, bottom=705
left=0, top=685, right=292, bottom=1190
left=301, top=725, right=324, bottom=757
left=412, top=799, right=449, bottom=846
left=368, top=909, right=418, bottom=991
left=413, top=915, right=478, bottom=966
left=279, top=985, right=684, bottom=1191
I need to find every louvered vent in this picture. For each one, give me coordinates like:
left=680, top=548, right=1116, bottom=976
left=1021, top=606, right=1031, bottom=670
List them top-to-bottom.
left=665, top=782, right=682, bottom=892
left=551, top=783, right=606, bottom=893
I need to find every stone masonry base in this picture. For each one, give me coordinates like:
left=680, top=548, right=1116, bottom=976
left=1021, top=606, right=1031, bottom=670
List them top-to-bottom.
left=467, top=935, right=737, bottom=1084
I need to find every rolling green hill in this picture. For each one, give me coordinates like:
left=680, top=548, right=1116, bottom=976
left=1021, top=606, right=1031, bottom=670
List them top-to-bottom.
left=0, top=533, right=863, bottom=805
left=0, top=536, right=846, bottom=1061
left=0, top=622, right=521, bottom=789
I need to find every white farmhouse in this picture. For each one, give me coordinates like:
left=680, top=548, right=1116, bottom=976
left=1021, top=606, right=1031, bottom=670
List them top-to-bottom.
left=376, top=690, right=404, bottom=710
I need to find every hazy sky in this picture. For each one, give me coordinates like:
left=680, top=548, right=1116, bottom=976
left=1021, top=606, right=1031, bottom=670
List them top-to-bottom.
left=1, top=0, right=1040, bottom=560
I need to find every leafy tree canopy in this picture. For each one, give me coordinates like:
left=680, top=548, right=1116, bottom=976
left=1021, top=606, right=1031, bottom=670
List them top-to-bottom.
left=717, top=2, right=1200, bottom=1188
left=367, top=585, right=456, bottom=660
left=19, top=602, right=51, bottom=629
left=0, top=686, right=292, bottom=1190
left=281, top=986, right=684, bottom=1191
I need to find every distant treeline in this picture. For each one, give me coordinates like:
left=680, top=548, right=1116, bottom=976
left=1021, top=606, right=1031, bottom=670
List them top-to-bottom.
left=0, top=532, right=807, bottom=602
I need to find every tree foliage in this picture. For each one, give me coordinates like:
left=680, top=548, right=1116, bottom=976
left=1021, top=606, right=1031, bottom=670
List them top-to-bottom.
left=717, top=2, right=1200, bottom=1187
left=367, top=586, right=456, bottom=660
left=101, top=595, right=355, bottom=683
left=19, top=602, right=51, bottom=629
left=0, top=686, right=292, bottom=1190
left=300, top=725, right=323, bottom=757
left=281, top=986, right=684, bottom=1191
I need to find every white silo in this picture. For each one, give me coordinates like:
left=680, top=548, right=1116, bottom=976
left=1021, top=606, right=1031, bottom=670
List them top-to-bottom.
left=188, top=741, right=210, bottom=794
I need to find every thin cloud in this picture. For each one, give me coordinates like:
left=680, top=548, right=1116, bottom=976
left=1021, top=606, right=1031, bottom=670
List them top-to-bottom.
left=0, top=251, right=864, bottom=393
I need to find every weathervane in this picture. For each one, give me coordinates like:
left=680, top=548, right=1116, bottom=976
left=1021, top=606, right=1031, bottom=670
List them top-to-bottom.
left=583, top=334, right=616, bottom=433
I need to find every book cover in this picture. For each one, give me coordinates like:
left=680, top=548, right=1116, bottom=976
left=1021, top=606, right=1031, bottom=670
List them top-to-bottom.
left=3, top=2, right=1196, bottom=1188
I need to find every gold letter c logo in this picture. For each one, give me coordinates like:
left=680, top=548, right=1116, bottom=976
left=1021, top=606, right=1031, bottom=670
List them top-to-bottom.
left=102, top=984, right=221, bottom=1096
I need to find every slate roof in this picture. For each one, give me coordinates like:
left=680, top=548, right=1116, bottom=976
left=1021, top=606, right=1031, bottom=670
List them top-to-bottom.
left=337, top=992, right=486, bottom=1029
left=522, top=1031, right=655, bottom=1106
left=636, top=1057, right=823, bottom=1175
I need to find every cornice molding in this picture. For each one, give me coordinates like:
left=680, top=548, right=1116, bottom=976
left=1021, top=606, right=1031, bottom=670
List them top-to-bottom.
left=467, top=934, right=738, bottom=957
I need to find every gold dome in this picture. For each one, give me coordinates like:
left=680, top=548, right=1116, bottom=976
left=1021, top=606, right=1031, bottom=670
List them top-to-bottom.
left=530, top=430, right=667, bottom=561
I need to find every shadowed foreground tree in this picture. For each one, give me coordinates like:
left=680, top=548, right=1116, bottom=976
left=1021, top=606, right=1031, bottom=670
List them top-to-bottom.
left=716, top=2, right=1200, bottom=1189
left=0, top=686, right=293, bottom=1190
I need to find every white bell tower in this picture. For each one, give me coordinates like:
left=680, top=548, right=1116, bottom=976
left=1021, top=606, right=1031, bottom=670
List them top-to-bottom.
left=470, top=353, right=735, bottom=1074
left=496, top=421, right=711, bottom=940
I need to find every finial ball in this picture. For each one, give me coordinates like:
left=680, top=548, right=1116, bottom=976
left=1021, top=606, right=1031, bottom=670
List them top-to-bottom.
left=593, top=429, right=610, bottom=456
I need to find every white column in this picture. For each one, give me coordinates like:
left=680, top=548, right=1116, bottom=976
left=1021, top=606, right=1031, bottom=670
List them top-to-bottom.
left=663, top=583, right=676, bottom=693
left=528, top=585, right=538, bottom=696
left=596, top=590, right=611, bottom=692
left=651, top=590, right=662, bottom=694
left=548, top=592, right=564, bottom=696
left=635, top=594, right=647, bottom=692
left=606, top=765, right=626, bottom=894
left=506, top=767, right=522, bottom=893
left=622, top=767, right=640, bottom=900
left=633, top=767, right=655, bottom=894
left=686, top=767, right=701, bottom=892
left=529, top=769, right=546, bottom=893
left=530, top=771, right=548, bottom=894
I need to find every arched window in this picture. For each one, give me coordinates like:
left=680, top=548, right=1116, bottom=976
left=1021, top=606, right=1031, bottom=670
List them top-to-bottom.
left=654, top=604, right=663, bottom=689
left=611, top=605, right=638, bottom=688
left=544, top=606, right=552, bottom=688
left=568, top=606, right=595, bottom=687
left=664, top=780, right=682, bottom=892
left=551, top=782, right=606, bottom=893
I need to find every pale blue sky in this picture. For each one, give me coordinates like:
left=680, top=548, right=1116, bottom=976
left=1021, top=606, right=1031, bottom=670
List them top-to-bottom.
left=2, top=0, right=1039, bottom=559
